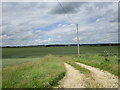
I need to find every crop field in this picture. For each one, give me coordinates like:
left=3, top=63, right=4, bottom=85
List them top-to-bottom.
left=2, top=45, right=119, bottom=88
left=2, top=46, right=118, bottom=59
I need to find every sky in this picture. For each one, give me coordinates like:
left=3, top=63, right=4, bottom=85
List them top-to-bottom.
left=1, top=2, right=118, bottom=46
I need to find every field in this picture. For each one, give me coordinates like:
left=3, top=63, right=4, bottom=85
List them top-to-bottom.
left=2, top=46, right=119, bottom=88
left=2, top=46, right=118, bottom=59
left=3, top=55, right=66, bottom=88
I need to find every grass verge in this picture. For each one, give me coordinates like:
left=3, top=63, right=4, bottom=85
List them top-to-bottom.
left=73, top=54, right=119, bottom=76
left=3, top=55, right=66, bottom=88
left=61, top=56, right=90, bottom=74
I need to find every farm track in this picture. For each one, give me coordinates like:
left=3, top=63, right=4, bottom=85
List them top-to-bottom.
left=59, top=62, right=118, bottom=88
left=76, top=62, right=118, bottom=88
left=59, top=63, right=85, bottom=88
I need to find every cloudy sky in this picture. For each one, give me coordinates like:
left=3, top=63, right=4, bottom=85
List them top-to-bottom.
left=1, top=2, right=118, bottom=46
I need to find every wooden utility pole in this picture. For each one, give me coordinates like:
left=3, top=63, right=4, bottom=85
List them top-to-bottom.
left=76, top=24, right=80, bottom=57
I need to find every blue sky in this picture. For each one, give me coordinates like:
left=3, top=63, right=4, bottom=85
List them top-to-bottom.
left=1, top=2, right=118, bottom=46
left=32, top=21, right=67, bottom=31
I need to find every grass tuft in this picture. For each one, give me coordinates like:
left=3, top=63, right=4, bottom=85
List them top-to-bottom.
left=61, top=56, right=90, bottom=74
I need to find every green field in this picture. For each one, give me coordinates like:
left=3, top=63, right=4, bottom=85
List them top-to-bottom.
left=2, top=46, right=119, bottom=88
left=2, top=46, right=118, bottom=59
left=3, top=55, right=66, bottom=88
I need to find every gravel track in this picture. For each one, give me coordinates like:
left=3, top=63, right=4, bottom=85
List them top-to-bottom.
left=59, top=62, right=118, bottom=88
left=76, top=62, right=118, bottom=88
left=59, top=63, right=85, bottom=88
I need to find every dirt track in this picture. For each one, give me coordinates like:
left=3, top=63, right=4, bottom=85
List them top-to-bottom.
left=59, top=62, right=118, bottom=88
left=76, top=62, right=118, bottom=88
left=59, top=63, right=85, bottom=88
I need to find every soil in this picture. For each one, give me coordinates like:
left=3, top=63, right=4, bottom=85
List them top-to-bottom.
left=58, top=62, right=118, bottom=88
left=76, top=62, right=118, bottom=88
left=59, top=63, right=85, bottom=88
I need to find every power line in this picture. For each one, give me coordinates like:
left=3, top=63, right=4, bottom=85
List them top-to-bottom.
left=56, top=0, right=75, bottom=24
left=56, top=0, right=80, bottom=57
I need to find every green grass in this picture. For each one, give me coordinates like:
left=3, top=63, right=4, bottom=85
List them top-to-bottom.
left=2, top=46, right=118, bottom=59
left=72, top=54, right=119, bottom=76
left=3, top=55, right=66, bottom=88
left=61, top=56, right=90, bottom=74
left=3, top=57, right=41, bottom=68
left=0, top=68, right=2, bottom=89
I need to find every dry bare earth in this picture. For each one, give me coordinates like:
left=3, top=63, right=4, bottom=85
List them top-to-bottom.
left=59, top=62, right=118, bottom=88
left=76, top=62, right=118, bottom=88
left=59, top=63, right=85, bottom=88
left=59, top=63, right=100, bottom=88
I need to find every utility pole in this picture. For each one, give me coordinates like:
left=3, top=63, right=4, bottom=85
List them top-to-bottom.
left=76, top=24, right=80, bottom=57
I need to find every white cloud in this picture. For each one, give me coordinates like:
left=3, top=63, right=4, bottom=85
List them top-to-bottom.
left=1, top=2, right=118, bottom=46
left=96, top=19, right=100, bottom=22
left=73, top=37, right=81, bottom=41
left=48, top=38, right=51, bottom=41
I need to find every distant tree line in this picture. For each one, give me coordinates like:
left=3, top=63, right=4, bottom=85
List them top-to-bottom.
left=2, top=43, right=120, bottom=48
left=45, top=43, right=120, bottom=47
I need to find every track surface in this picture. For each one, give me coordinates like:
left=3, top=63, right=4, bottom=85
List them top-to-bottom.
left=59, top=62, right=118, bottom=88
left=76, top=62, right=118, bottom=88
left=59, top=63, right=85, bottom=88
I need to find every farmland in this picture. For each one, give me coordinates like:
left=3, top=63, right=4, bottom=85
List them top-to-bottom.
left=2, top=45, right=119, bottom=88
left=2, top=46, right=118, bottom=59
left=3, top=55, right=66, bottom=88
